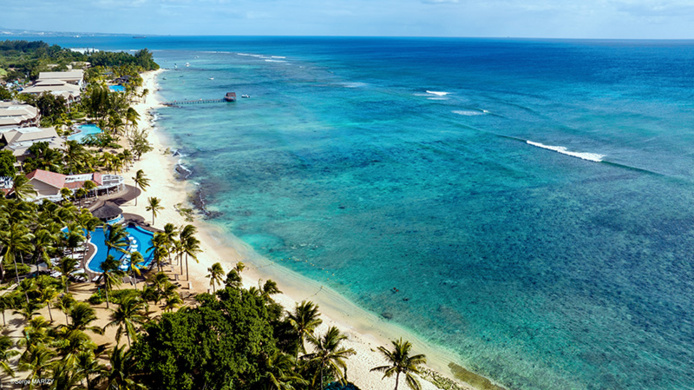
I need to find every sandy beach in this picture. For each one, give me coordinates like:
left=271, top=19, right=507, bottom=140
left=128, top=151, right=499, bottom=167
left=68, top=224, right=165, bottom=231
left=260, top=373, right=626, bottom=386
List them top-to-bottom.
left=115, top=69, right=481, bottom=390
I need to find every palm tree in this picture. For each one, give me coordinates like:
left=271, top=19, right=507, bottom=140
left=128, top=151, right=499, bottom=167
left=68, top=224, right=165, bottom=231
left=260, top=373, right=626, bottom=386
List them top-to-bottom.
left=125, top=107, right=140, bottom=137
left=131, top=169, right=149, bottom=206
left=10, top=173, right=37, bottom=201
left=83, top=180, right=97, bottom=202
left=60, top=187, right=73, bottom=204
left=74, top=188, right=88, bottom=208
left=145, top=197, right=163, bottom=225
left=0, top=222, right=35, bottom=286
left=104, top=223, right=129, bottom=257
left=162, top=223, right=179, bottom=265
left=180, top=224, right=201, bottom=281
left=63, top=226, right=85, bottom=258
left=31, top=228, right=55, bottom=267
left=148, top=233, right=169, bottom=272
left=127, top=251, right=145, bottom=286
left=100, top=255, right=125, bottom=309
left=57, top=257, right=80, bottom=293
left=206, top=262, right=224, bottom=294
left=148, top=272, right=171, bottom=305
left=36, top=283, right=59, bottom=322
left=162, top=284, right=183, bottom=312
left=55, top=293, right=76, bottom=326
left=0, top=295, right=12, bottom=327
left=104, top=296, right=147, bottom=347
left=288, top=300, right=323, bottom=359
left=13, top=301, right=41, bottom=322
left=67, top=302, right=103, bottom=335
left=18, top=316, right=52, bottom=356
left=304, top=326, right=356, bottom=390
left=52, top=328, right=96, bottom=368
left=0, top=335, right=19, bottom=388
left=371, top=338, right=427, bottom=390
left=18, top=343, right=56, bottom=390
left=102, top=345, right=145, bottom=390
left=75, top=350, right=105, bottom=390
left=260, top=350, right=308, bottom=390
left=51, top=359, right=84, bottom=390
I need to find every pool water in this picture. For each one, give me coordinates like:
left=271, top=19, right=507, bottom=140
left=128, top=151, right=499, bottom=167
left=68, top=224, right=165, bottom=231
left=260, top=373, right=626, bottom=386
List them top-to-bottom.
left=109, top=85, right=126, bottom=92
left=68, top=124, right=103, bottom=143
left=86, top=225, right=155, bottom=273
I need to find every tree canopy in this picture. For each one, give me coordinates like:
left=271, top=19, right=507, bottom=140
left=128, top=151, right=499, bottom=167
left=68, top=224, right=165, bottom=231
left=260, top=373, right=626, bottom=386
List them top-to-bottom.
left=132, top=288, right=280, bottom=390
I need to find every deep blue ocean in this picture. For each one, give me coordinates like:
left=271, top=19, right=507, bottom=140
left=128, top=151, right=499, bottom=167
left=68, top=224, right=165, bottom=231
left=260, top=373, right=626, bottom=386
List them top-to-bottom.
left=16, top=35, right=694, bottom=389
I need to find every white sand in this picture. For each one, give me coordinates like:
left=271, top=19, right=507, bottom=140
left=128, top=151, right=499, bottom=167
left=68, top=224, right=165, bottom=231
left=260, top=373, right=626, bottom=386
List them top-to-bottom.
left=118, top=70, right=479, bottom=390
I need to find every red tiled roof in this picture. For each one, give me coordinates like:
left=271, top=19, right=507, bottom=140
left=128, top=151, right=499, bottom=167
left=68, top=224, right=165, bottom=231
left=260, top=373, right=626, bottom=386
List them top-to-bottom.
left=26, top=169, right=66, bottom=189
left=92, top=172, right=103, bottom=185
left=64, top=181, right=84, bottom=189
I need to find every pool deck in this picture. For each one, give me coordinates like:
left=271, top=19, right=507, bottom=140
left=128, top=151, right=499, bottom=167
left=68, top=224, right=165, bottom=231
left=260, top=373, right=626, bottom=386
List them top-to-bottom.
left=78, top=182, right=172, bottom=283
left=87, top=184, right=140, bottom=212
left=80, top=219, right=163, bottom=282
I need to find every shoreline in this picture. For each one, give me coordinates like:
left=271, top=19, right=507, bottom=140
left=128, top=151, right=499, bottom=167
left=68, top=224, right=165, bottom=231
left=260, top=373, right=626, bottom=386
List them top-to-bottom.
left=122, top=69, right=494, bottom=390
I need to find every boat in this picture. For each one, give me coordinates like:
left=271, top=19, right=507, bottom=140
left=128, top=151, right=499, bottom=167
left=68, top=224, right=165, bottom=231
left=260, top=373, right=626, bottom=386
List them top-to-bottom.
left=186, top=62, right=190, bottom=67
left=209, top=77, right=214, bottom=80
left=224, top=92, right=237, bottom=102
left=241, top=94, right=250, bottom=98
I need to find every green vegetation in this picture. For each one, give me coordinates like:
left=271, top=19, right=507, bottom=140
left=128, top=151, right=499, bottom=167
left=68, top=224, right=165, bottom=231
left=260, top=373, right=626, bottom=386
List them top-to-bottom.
left=0, top=40, right=158, bottom=82
left=0, top=150, right=16, bottom=178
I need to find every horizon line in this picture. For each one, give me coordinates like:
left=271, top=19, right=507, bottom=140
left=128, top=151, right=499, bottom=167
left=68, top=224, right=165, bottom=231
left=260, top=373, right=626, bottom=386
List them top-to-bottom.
left=1, top=28, right=694, bottom=42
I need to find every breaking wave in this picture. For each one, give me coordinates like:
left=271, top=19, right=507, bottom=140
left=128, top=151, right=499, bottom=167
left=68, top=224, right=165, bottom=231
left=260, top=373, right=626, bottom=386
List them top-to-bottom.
left=526, top=141, right=605, bottom=162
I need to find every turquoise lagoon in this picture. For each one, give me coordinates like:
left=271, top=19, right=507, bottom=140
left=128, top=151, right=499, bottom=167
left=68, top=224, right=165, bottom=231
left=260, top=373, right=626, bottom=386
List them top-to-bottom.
left=23, top=36, right=694, bottom=390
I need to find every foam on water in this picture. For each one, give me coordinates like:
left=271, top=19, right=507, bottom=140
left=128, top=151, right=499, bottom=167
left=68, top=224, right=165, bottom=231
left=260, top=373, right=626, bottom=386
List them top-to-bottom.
left=341, top=82, right=368, bottom=88
left=426, top=90, right=451, bottom=96
left=453, top=110, right=486, bottom=116
left=526, top=140, right=605, bottom=162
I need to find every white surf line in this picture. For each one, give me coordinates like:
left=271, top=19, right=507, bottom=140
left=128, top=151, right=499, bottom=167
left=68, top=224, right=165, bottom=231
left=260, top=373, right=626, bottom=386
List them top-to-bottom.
left=526, top=140, right=605, bottom=162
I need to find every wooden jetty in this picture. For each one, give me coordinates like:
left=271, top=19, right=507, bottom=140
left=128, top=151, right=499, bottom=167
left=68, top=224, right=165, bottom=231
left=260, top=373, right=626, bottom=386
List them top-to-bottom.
left=163, top=92, right=237, bottom=107
left=162, top=99, right=225, bottom=107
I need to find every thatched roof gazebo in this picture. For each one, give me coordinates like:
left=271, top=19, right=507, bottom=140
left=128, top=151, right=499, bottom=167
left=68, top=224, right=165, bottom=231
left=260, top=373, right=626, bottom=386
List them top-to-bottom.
left=91, top=202, right=123, bottom=222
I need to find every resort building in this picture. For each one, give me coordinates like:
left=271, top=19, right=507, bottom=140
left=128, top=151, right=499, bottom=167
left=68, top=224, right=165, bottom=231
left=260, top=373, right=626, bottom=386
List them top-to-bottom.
left=20, top=70, right=85, bottom=104
left=37, top=70, right=85, bottom=87
left=20, top=80, right=82, bottom=103
left=0, top=102, right=40, bottom=130
left=0, top=126, right=65, bottom=161
left=25, top=169, right=125, bottom=203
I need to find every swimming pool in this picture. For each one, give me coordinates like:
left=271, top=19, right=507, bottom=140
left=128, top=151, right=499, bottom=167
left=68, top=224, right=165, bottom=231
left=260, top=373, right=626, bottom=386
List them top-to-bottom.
left=109, top=85, right=126, bottom=92
left=68, top=124, right=103, bottom=143
left=86, top=224, right=155, bottom=273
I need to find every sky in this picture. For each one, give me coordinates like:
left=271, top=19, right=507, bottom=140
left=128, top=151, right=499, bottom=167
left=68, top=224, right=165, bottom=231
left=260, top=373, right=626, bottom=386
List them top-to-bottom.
left=3, top=0, right=694, bottom=39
